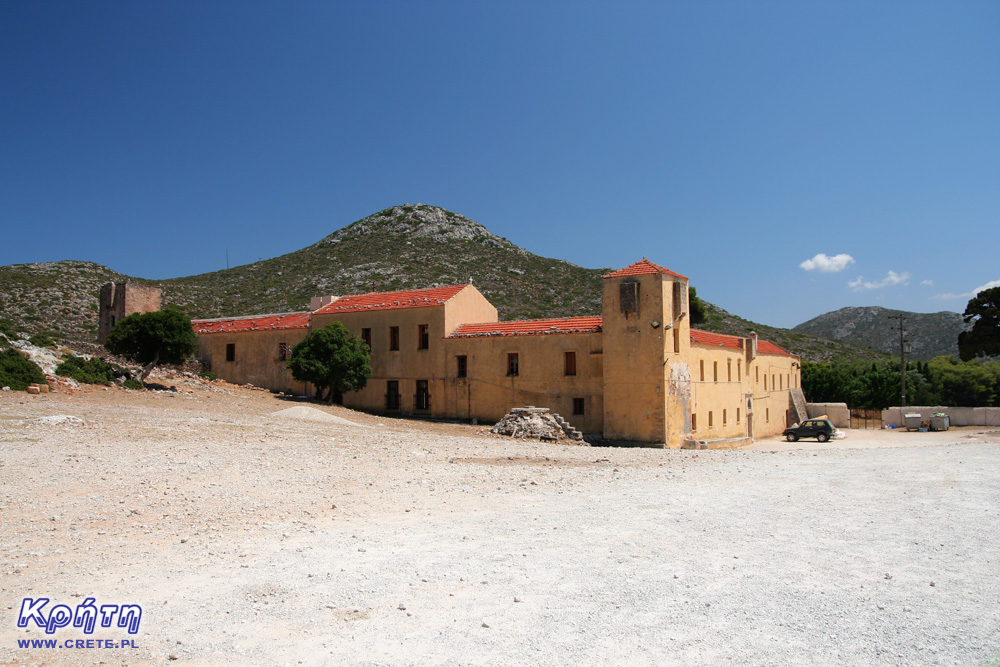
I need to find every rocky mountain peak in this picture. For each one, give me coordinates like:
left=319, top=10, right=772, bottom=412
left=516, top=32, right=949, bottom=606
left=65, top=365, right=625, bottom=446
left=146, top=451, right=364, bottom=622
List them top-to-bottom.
left=320, top=204, right=516, bottom=250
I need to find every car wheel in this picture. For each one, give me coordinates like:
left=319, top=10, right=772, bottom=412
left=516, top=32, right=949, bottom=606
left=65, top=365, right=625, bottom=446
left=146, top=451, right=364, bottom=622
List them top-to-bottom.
left=817, top=432, right=829, bottom=443
left=786, top=433, right=798, bottom=442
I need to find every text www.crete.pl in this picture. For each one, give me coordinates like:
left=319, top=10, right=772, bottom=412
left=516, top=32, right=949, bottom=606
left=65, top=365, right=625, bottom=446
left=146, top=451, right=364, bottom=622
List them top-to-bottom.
left=18, top=638, right=139, bottom=649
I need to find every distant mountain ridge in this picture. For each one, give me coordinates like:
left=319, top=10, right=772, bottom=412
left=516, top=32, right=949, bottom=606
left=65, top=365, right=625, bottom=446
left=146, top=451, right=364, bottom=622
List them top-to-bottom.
left=0, top=203, right=940, bottom=364
left=792, top=306, right=969, bottom=361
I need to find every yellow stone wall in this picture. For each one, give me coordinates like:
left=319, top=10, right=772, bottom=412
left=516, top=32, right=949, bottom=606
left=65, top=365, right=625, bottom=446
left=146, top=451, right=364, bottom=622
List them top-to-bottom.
left=310, top=285, right=497, bottom=418
left=196, top=329, right=308, bottom=393
left=444, top=332, right=604, bottom=433
left=687, top=343, right=800, bottom=441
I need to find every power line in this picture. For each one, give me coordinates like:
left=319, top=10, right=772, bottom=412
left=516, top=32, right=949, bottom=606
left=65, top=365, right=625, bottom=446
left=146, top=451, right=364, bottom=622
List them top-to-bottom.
left=888, top=314, right=909, bottom=407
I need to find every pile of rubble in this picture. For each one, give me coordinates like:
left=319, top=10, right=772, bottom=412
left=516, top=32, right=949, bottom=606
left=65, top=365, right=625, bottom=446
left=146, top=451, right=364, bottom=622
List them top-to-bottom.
left=490, top=406, right=586, bottom=444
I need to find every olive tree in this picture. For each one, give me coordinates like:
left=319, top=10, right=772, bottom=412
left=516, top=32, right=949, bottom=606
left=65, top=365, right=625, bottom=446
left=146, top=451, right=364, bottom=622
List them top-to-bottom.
left=104, top=310, right=198, bottom=383
left=286, top=322, right=371, bottom=403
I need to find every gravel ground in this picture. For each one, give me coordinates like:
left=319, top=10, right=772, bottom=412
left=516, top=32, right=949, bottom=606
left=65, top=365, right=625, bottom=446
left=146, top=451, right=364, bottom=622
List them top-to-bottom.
left=1, top=376, right=999, bottom=667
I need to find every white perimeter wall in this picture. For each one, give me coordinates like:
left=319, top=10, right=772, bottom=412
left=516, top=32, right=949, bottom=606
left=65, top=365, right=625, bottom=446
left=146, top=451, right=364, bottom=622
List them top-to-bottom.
left=882, top=406, right=1000, bottom=427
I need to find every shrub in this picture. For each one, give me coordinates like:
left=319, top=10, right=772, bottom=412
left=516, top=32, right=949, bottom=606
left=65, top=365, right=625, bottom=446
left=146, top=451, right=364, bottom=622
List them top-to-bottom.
left=0, top=319, right=21, bottom=342
left=29, top=333, right=57, bottom=348
left=0, top=348, right=48, bottom=390
left=55, top=355, right=122, bottom=385
left=198, top=371, right=219, bottom=381
left=121, top=379, right=144, bottom=390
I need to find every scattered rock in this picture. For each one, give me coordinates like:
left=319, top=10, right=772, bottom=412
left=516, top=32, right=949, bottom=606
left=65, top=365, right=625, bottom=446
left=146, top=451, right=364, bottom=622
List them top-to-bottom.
left=29, top=415, right=86, bottom=426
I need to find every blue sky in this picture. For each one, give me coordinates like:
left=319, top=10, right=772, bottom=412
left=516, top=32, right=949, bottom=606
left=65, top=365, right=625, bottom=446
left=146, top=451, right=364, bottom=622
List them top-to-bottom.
left=2, top=1, right=998, bottom=328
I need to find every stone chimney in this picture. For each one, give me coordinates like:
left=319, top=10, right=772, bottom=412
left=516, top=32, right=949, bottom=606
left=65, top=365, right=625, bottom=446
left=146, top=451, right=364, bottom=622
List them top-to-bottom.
left=309, top=295, right=340, bottom=311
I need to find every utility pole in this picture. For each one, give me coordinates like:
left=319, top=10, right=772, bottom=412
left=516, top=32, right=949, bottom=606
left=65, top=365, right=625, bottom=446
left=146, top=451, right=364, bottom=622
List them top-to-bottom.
left=888, top=314, right=909, bottom=407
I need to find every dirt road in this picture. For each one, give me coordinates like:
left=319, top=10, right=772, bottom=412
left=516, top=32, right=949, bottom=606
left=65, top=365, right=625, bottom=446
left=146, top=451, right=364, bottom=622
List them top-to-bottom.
left=2, top=378, right=998, bottom=666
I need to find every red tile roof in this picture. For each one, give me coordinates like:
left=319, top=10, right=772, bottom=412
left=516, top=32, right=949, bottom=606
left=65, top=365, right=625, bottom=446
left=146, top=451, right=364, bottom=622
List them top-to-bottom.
left=603, top=258, right=688, bottom=280
left=313, top=284, right=469, bottom=315
left=192, top=312, right=311, bottom=334
left=449, top=316, right=604, bottom=338
left=690, top=328, right=797, bottom=357
left=690, top=329, right=743, bottom=351
left=757, top=339, right=796, bottom=357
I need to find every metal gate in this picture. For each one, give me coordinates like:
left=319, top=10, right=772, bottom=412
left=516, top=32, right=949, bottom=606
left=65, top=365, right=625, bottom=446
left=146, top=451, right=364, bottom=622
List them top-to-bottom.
left=850, top=408, right=883, bottom=430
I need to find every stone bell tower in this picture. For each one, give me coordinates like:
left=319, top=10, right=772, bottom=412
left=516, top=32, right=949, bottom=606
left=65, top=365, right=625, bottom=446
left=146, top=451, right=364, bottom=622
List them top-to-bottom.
left=601, top=259, right=692, bottom=446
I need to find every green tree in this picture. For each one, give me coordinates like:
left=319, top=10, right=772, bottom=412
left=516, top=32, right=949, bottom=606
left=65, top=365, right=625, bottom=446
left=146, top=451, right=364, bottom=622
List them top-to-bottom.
left=688, top=286, right=707, bottom=326
left=958, top=286, right=1000, bottom=361
left=104, top=310, right=198, bottom=383
left=287, top=322, right=371, bottom=403
left=927, top=356, right=998, bottom=407
left=801, top=361, right=859, bottom=405
left=855, top=363, right=900, bottom=410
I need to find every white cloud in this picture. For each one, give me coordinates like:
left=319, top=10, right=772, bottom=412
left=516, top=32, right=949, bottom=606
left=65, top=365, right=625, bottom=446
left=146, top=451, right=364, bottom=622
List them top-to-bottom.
left=799, top=253, right=855, bottom=273
left=848, top=270, right=911, bottom=291
left=933, top=279, right=1000, bottom=300
left=920, top=280, right=934, bottom=286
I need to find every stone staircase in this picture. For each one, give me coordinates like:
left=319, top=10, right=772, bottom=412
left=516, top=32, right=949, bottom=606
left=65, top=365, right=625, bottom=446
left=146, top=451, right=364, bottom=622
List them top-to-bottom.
left=789, top=388, right=808, bottom=424
left=551, top=411, right=584, bottom=441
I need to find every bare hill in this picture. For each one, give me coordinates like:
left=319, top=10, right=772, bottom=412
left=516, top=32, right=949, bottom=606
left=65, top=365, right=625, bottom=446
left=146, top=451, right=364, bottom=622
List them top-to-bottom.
left=793, top=306, right=969, bottom=361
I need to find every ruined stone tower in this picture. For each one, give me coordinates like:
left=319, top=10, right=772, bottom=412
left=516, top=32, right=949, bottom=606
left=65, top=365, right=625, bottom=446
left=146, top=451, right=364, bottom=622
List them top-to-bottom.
left=98, top=283, right=162, bottom=343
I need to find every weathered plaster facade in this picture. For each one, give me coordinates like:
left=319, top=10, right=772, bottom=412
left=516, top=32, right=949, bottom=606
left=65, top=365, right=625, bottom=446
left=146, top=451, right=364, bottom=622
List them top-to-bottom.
left=192, top=259, right=800, bottom=447
left=192, top=313, right=311, bottom=393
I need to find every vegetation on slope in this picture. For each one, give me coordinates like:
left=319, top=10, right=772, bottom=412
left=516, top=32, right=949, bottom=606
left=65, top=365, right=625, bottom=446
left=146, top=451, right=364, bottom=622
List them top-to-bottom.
left=0, top=204, right=942, bottom=365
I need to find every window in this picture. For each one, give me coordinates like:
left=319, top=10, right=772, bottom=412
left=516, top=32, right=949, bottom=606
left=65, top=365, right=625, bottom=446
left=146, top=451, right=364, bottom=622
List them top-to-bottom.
left=620, top=281, right=639, bottom=317
left=418, top=324, right=429, bottom=350
left=389, top=326, right=399, bottom=351
left=361, top=328, right=371, bottom=350
left=278, top=342, right=289, bottom=362
left=226, top=343, right=235, bottom=362
left=564, top=351, right=577, bottom=376
left=507, top=352, right=519, bottom=377
left=456, top=355, right=467, bottom=378
left=727, top=359, right=732, bottom=382
left=699, top=360, right=705, bottom=382
left=737, top=360, right=742, bottom=381
left=713, top=361, right=718, bottom=382
left=756, top=367, right=759, bottom=384
left=764, top=374, right=768, bottom=390
left=772, top=374, right=776, bottom=391
left=780, top=374, right=783, bottom=390
left=415, top=380, right=430, bottom=411
left=385, top=381, right=400, bottom=410
left=573, top=397, right=585, bottom=415
left=736, top=408, right=741, bottom=424
left=766, top=408, right=770, bottom=423
left=723, top=409, right=727, bottom=425
left=708, top=411, right=714, bottom=427
left=691, top=413, right=698, bottom=432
